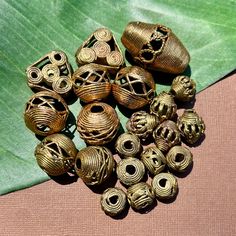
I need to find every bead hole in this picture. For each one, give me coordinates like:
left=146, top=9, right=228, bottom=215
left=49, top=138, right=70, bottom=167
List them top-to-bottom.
left=150, top=39, right=163, bottom=51
left=141, top=51, right=154, bottom=61
left=54, top=53, right=62, bottom=60
left=48, top=69, right=55, bottom=77
left=31, top=72, right=38, bottom=78
left=59, top=80, right=67, bottom=88
left=90, top=105, right=104, bottom=113
left=36, top=124, right=50, bottom=132
left=124, top=140, right=133, bottom=150
left=175, top=153, right=184, bottom=162
left=76, top=158, right=81, bottom=169
left=152, top=158, right=159, bottom=164
left=126, top=165, right=136, bottom=175
left=159, top=178, right=167, bottom=188
left=109, top=195, right=118, bottom=205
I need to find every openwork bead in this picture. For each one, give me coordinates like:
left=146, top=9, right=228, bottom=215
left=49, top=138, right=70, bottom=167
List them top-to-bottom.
left=121, top=21, right=190, bottom=74
left=26, top=50, right=73, bottom=97
left=72, top=63, right=111, bottom=103
left=112, top=66, right=156, bottom=110
left=170, top=75, right=196, bottom=102
left=24, top=91, right=69, bottom=136
left=150, top=91, right=177, bottom=122
left=77, top=102, right=120, bottom=145
left=177, top=109, right=205, bottom=144
left=126, top=111, right=159, bottom=142
left=153, top=120, right=181, bottom=153
left=115, top=132, right=141, bottom=158
left=35, top=134, right=77, bottom=176
left=74, top=146, right=115, bottom=185
left=141, top=146, right=166, bottom=175
left=166, top=146, right=193, bottom=172
left=116, top=157, right=145, bottom=186
left=151, top=173, right=178, bottom=199
left=127, top=182, right=155, bottom=211
left=101, top=187, right=127, bottom=216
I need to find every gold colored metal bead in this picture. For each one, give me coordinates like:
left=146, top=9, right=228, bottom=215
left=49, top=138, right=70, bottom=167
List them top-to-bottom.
left=121, top=21, right=190, bottom=74
left=72, top=63, right=111, bottom=103
left=112, top=66, right=156, bottom=110
left=170, top=75, right=196, bottom=102
left=52, top=76, right=73, bottom=97
left=24, top=91, right=69, bottom=136
left=150, top=91, right=177, bottom=122
left=77, top=102, right=120, bottom=145
left=177, top=109, right=205, bottom=144
left=126, top=111, right=159, bottom=142
left=153, top=120, right=181, bottom=153
left=115, top=132, right=141, bottom=158
left=35, top=134, right=77, bottom=176
left=74, top=146, right=115, bottom=185
left=141, top=146, right=166, bottom=175
left=166, top=146, right=193, bottom=172
left=116, top=157, right=145, bottom=186
left=151, top=173, right=178, bottom=199
left=127, top=182, right=155, bottom=211
left=101, top=187, right=127, bottom=216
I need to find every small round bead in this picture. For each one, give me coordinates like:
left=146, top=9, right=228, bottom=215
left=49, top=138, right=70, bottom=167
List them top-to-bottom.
left=52, top=76, right=73, bottom=97
left=115, top=132, right=141, bottom=158
left=141, top=146, right=166, bottom=175
left=116, top=157, right=145, bottom=186
left=152, top=173, right=178, bottom=199
left=127, top=182, right=155, bottom=211
left=101, top=187, right=127, bottom=216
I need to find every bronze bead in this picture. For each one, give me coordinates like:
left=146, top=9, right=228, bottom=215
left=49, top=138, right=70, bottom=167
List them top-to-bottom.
left=121, top=21, right=190, bottom=74
left=112, top=66, right=156, bottom=109
left=170, top=75, right=196, bottom=102
left=24, top=91, right=69, bottom=136
left=150, top=91, right=177, bottom=122
left=77, top=102, right=120, bottom=145
left=177, top=109, right=205, bottom=144
left=126, top=111, right=159, bottom=142
left=153, top=120, right=181, bottom=153
left=115, top=132, right=141, bottom=158
left=35, top=134, right=77, bottom=176
left=74, top=146, right=115, bottom=185
left=141, top=146, right=166, bottom=175
left=166, top=146, right=193, bottom=172
left=116, top=157, right=145, bottom=186
left=151, top=173, right=178, bottom=199
left=127, top=182, right=155, bottom=211
left=101, top=187, right=127, bottom=216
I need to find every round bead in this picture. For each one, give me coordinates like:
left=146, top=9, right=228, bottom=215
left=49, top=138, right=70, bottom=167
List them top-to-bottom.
left=94, top=28, right=113, bottom=42
left=52, top=76, right=73, bottom=97
left=24, top=91, right=69, bottom=136
left=77, top=102, right=120, bottom=145
left=115, top=132, right=141, bottom=158
left=35, top=134, right=77, bottom=176
left=74, top=146, right=115, bottom=185
left=141, top=146, right=166, bottom=175
left=166, top=146, right=193, bottom=172
left=116, top=157, right=145, bottom=186
left=151, top=173, right=178, bottom=199
left=127, top=182, right=155, bottom=211
left=101, top=187, right=127, bottom=216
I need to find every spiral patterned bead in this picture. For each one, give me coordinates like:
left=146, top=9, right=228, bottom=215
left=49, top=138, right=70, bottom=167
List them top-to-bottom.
left=94, top=28, right=113, bottom=42
left=93, top=41, right=111, bottom=58
left=76, top=48, right=97, bottom=64
left=49, top=50, right=67, bottom=66
left=106, top=51, right=124, bottom=66
left=41, top=63, right=60, bottom=85
left=26, top=66, right=43, bottom=85
left=52, top=76, right=73, bottom=97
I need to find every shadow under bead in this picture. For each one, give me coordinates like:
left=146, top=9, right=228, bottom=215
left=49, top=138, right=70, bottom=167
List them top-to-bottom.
left=121, top=21, right=190, bottom=74
left=112, top=66, right=156, bottom=110
left=24, top=91, right=69, bottom=136
left=77, top=102, right=120, bottom=145
left=35, top=134, right=77, bottom=176
left=74, top=146, right=115, bottom=185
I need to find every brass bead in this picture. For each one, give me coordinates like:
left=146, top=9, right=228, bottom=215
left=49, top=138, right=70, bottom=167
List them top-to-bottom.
left=121, top=21, right=190, bottom=74
left=72, top=63, right=111, bottom=103
left=112, top=66, right=156, bottom=109
left=170, top=75, right=196, bottom=102
left=24, top=91, right=69, bottom=136
left=150, top=91, right=177, bottom=122
left=77, top=102, right=120, bottom=145
left=177, top=109, right=205, bottom=144
left=126, top=111, right=159, bottom=142
left=153, top=120, right=181, bottom=153
left=115, top=132, right=141, bottom=158
left=35, top=134, right=77, bottom=176
left=74, top=146, right=115, bottom=185
left=141, top=146, right=166, bottom=175
left=166, top=146, right=193, bottom=172
left=116, top=157, right=145, bottom=186
left=151, top=173, right=178, bottom=199
left=127, top=182, right=155, bottom=211
left=101, top=187, right=127, bottom=216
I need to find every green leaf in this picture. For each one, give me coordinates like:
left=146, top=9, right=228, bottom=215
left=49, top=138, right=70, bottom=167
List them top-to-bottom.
left=0, top=0, right=235, bottom=195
